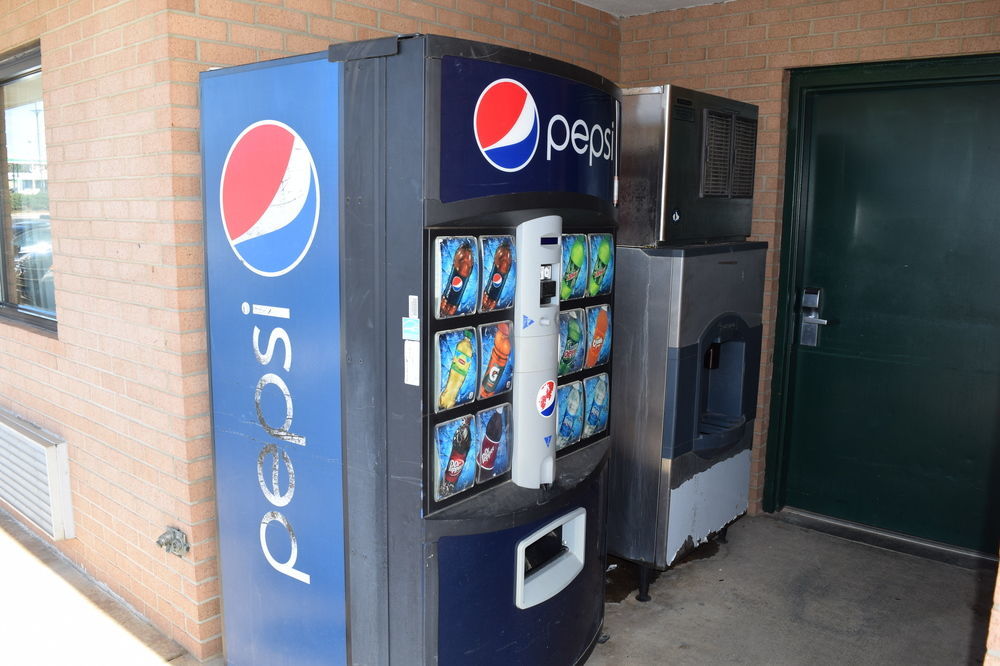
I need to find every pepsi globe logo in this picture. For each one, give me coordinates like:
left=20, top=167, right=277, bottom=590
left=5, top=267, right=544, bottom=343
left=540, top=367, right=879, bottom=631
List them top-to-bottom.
left=474, top=79, right=539, bottom=173
left=220, top=120, right=319, bottom=277
left=491, top=272, right=503, bottom=288
left=451, top=275, right=465, bottom=292
left=536, top=380, right=556, bottom=418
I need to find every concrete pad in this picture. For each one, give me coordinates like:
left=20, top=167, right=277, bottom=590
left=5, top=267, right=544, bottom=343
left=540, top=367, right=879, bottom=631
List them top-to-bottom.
left=2, top=506, right=993, bottom=665
left=0, top=509, right=197, bottom=665
left=590, top=515, right=995, bottom=665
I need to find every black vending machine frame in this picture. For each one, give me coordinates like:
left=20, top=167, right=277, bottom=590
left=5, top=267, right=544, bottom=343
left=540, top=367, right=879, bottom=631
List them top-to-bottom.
left=332, top=35, right=619, bottom=665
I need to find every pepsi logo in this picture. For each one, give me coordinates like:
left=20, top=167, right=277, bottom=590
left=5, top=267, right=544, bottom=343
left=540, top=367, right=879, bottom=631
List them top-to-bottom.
left=474, top=79, right=539, bottom=173
left=220, top=121, right=319, bottom=277
left=491, top=273, right=503, bottom=287
left=451, top=276, right=465, bottom=292
left=536, top=380, right=556, bottom=418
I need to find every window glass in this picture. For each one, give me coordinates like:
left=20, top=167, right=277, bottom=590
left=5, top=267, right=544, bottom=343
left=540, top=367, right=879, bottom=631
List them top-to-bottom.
left=2, top=66, right=53, bottom=320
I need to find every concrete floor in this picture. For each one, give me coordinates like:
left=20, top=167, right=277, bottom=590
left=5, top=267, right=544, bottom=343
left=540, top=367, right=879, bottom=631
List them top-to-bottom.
left=1, top=507, right=993, bottom=665
left=0, top=509, right=209, bottom=665
left=589, top=515, right=996, bottom=666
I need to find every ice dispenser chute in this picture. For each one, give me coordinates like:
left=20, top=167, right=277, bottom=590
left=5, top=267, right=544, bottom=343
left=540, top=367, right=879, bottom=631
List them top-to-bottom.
left=665, top=312, right=761, bottom=460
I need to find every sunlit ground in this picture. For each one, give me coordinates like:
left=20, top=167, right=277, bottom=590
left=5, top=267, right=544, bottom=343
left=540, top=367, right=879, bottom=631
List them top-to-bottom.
left=0, top=510, right=193, bottom=665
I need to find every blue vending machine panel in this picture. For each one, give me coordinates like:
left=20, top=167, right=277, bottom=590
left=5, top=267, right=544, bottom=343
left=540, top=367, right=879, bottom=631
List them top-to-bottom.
left=201, top=54, right=347, bottom=664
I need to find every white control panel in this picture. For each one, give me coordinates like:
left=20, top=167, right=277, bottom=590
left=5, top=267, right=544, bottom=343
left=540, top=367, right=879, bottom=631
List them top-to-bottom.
left=510, top=215, right=562, bottom=489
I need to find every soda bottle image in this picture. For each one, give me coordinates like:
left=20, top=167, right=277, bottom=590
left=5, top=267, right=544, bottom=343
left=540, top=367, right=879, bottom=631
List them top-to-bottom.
left=588, top=236, right=611, bottom=296
left=561, top=237, right=585, bottom=300
left=481, top=240, right=512, bottom=311
left=440, top=242, right=474, bottom=317
left=585, top=308, right=609, bottom=368
left=559, top=316, right=583, bottom=375
left=480, top=322, right=512, bottom=398
left=439, top=332, right=474, bottom=410
left=585, top=378, right=608, bottom=435
left=558, top=384, right=582, bottom=444
left=476, top=410, right=503, bottom=483
left=441, top=419, right=472, bottom=496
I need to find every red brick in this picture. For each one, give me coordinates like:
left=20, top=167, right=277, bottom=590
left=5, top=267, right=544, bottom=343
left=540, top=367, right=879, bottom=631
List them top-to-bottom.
left=198, top=0, right=254, bottom=23
left=964, top=0, right=1000, bottom=17
left=256, top=5, right=308, bottom=31
left=859, top=10, right=908, bottom=29
left=812, top=15, right=859, bottom=33
left=669, top=19, right=709, bottom=36
left=938, top=19, right=992, bottom=37
left=767, top=20, right=810, bottom=38
left=886, top=23, right=936, bottom=42
left=836, top=29, right=884, bottom=47
left=791, top=34, right=835, bottom=51
left=963, top=35, right=1000, bottom=52
left=748, top=37, right=791, bottom=54
left=908, top=39, right=963, bottom=57
left=857, top=42, right=910, bottom=60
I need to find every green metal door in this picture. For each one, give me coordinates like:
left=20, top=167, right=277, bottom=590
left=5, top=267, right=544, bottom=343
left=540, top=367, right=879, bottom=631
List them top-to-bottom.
left=768, top=57, right=1000, bottom=554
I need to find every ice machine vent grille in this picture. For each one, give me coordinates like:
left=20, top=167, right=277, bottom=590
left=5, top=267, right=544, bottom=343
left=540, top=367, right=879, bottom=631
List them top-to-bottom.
left=702, top=110, right=732, bottom=198
left=731, top=117, right=758, bottom=198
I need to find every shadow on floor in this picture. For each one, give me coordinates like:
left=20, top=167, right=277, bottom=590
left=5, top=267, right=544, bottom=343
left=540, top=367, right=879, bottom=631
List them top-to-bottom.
left=591, top=515, right=996, bottom=666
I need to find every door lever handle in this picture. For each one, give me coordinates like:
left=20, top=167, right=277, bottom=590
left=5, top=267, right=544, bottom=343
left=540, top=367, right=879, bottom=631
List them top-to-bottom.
left=800, top=287, right=827, bottom=347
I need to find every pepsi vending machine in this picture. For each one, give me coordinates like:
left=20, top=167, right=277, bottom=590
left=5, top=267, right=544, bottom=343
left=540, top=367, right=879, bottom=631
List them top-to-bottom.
left=201, top=35, right=618, bottom=665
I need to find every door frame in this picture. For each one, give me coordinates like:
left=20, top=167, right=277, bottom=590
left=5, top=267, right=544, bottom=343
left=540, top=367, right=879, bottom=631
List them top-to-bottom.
left=763, top=53, right=1000, bottom=513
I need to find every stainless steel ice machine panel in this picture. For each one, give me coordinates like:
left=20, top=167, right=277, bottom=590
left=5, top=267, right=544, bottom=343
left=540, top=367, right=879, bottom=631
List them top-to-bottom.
left=617, top=86, right=758, bottom=247
left=607, top=242, right=766, bottom=571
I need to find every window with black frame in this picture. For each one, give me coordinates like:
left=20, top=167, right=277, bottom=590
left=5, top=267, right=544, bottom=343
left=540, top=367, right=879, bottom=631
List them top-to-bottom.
left=0, top=45, right=53, bottom=326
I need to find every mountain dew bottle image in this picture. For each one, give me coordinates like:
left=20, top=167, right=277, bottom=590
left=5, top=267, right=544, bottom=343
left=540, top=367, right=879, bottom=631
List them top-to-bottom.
left=562, top=237, right=585, bottom=300
left=588, top=237, right=612, bottom=296
left=559, top=316, right=583, bottom=375
left=439, top=332, right=474, bottom=410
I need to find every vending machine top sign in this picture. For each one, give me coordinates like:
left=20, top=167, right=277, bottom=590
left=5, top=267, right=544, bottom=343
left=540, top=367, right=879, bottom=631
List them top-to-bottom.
left=437, top=54, right=618, bottom=206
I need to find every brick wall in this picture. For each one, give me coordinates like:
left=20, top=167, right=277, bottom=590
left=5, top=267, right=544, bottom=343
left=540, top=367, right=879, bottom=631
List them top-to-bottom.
left=0, top=0, right=618, bottom=659
left=0, top=0, right=224, bottom=658
left=618, top=0, right=1000, bottom=661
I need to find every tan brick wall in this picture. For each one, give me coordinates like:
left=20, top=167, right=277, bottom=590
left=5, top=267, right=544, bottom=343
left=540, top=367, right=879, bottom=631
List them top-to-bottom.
left=1, top=0, right=618, bottom=659
left=1, top=0, right=222, bottom=657
left=619, top=2, right=1000, bottom=660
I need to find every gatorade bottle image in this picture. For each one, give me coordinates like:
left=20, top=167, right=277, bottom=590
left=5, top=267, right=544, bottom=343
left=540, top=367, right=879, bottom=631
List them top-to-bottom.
left=561, top=235, right=586, bottom=300
left=588, top=235, right=612, bottom=296
left=481, top=239, right=513, bottom=311
left=439, top=241, right=474, bottom=317
left=585, top=307, right=609, bottom=368
left=559, top=314, right=584, bottom=376
left=480, top=322, right=512, bottom=398
left=439, top=331, right=475, bottom=410
left=440, top=418, right=472, bottom=497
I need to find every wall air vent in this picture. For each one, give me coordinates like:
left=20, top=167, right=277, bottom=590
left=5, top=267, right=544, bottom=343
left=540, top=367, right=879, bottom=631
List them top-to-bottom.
left=0, top=410, right=74, bottom=540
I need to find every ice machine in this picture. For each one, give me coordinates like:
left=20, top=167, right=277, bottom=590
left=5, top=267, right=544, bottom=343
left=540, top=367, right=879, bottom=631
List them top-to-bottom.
left=607, top=86, right=765, bottom=597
